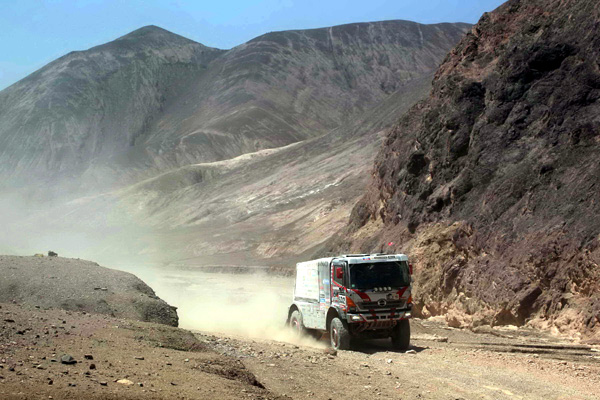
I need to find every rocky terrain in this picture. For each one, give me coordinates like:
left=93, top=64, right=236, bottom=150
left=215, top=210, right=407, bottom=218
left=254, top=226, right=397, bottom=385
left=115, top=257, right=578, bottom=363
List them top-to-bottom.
left=337, top=0, right=600, bottom=341
left=0, top=256, right=178, bottom=326
left=0, top=303, right=279, bottom=399
left=205, top=318, right=600, bottom=400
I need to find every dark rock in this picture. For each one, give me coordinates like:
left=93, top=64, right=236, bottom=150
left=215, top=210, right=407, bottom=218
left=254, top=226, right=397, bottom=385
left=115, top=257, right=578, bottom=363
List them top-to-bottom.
left=340, top=0, right=600, bottom=338
left=84, top=354, right=93, bottom=360
left=60, top=355, right=77, bottom=365
left=89, top=363, right=96, bottom=370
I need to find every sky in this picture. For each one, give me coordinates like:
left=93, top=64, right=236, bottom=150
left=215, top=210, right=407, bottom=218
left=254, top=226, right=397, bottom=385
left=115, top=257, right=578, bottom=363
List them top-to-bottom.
left=0, top=0, right=506, bottom=91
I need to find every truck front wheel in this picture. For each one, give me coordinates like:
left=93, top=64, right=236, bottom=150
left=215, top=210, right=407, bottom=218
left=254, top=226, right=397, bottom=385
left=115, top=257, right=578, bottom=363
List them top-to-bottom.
left=290, top=310, right=305, bottom=335
left=329, top=317, right=351, bottom=350
left=391, top=319, right=410, bottom=350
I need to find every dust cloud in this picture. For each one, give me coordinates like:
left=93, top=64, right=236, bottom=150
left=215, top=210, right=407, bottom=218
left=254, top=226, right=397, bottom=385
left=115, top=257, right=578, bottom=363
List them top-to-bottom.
left=0, top=187, right=324, bottom=347
left=126, top=267, right=326, bottom=348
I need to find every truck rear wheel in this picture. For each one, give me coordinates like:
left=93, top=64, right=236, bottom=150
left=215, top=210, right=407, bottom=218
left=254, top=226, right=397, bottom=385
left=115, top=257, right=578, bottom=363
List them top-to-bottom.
left=290, top=310, right=306, bottom=335
left=329, top=317, right=351, bottom=350
left=391, top=319, right=410, bottom=350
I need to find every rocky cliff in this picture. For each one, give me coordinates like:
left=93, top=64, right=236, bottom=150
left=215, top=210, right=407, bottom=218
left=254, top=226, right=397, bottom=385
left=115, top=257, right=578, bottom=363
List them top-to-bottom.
left=339, top=0, right=600, bottom=341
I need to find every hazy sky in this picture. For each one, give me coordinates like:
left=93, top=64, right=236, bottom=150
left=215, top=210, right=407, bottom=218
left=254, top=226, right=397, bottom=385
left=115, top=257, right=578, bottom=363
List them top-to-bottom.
left=0, top=0, right=505, bottom=91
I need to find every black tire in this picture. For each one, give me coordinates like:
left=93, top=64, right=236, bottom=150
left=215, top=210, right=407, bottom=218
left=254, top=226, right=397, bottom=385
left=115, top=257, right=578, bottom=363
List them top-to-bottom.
left=290, top=310, right=305, bottom=335
left=329, top=317, right=351, bottom=350
left=391, top=319, right=410, bottom=350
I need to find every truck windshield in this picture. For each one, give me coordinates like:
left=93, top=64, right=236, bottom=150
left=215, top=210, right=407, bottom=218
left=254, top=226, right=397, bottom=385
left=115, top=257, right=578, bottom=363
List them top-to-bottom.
left=349, top=261, right=410, bottom=290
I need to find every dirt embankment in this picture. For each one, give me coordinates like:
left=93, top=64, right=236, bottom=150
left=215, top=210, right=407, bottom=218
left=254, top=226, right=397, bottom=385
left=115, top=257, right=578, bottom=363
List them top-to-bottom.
left=336, top=0, right=600, bottom=341
left=0, top=256, right=178, bottom=327
left=0, top=303, right=278, bottom=399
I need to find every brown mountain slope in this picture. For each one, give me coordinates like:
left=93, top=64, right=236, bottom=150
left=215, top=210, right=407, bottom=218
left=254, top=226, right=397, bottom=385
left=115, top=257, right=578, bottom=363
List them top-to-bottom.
left=336, top=0, right=600, bottom=341
left=0, top=20, right=469, bottom=267
left=0, top=26, right=224, bottom=189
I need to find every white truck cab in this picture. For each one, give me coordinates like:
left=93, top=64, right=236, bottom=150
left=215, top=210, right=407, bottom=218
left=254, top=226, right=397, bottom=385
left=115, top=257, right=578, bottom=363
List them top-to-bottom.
left=287, top=254, right=412, bottom=350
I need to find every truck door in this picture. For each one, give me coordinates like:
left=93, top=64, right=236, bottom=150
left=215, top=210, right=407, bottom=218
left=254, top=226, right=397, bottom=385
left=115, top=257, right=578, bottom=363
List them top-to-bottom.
left=331, top=260, right=347, bottom=306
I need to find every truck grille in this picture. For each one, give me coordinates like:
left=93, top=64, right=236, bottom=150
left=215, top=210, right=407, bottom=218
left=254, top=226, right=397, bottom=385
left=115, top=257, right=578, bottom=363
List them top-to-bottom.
left=360, top=300, right=405, bottom=309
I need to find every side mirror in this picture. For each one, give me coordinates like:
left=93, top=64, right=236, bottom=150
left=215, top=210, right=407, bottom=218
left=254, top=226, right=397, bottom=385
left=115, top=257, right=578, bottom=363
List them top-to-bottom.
left=336, top=267, right=343, bottom=279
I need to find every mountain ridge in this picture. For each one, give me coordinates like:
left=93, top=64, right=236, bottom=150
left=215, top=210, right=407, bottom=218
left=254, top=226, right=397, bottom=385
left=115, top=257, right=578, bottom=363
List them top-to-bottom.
left=0, top=20, right=470, bottom=195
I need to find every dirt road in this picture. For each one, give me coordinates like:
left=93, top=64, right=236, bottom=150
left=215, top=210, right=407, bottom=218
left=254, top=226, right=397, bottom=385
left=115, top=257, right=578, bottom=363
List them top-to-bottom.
left=114, top=267, right=600, bottom=400
left=195, top=318, right=600, bottom=400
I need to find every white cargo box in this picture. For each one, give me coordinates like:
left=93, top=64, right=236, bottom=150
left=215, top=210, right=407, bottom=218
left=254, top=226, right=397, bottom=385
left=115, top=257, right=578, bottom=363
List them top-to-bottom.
left=294, top=259, right=322, bottom=301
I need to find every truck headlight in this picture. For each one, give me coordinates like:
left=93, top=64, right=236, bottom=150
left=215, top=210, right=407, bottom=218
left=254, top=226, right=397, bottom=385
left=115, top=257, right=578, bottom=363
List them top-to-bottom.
left=350, top=315, right=363, bottom=322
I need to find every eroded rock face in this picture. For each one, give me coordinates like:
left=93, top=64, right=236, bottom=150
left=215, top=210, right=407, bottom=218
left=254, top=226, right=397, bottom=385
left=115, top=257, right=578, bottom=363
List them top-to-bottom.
left=340, top=0, right=600, bottom=340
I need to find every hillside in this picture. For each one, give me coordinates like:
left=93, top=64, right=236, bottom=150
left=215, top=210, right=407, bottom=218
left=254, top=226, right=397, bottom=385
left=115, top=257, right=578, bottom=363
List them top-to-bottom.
left=337, top=0, right=600, bottom=341
left=0, top=21, right=469, bottom=194
left=0, top=21, right=469, bottom=266
left=0, top=26, right=224, bottom=191
left=0, top=255, right=178, bottom=326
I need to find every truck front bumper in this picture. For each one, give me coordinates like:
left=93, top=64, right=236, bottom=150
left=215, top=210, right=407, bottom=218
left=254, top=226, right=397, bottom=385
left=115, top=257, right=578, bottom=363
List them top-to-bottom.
left=347, top=306, right=412, bottom=324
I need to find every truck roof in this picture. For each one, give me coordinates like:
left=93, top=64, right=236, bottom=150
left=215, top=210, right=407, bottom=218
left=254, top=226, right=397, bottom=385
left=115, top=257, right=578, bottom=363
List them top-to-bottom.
left=296, top=254, right=408, bottom=267
left=342, top=254, right=408, bottom=263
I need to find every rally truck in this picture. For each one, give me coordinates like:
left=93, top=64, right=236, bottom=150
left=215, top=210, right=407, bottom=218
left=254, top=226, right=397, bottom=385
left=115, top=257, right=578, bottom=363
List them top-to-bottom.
left=287, top=254, right=413, bottom=350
